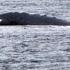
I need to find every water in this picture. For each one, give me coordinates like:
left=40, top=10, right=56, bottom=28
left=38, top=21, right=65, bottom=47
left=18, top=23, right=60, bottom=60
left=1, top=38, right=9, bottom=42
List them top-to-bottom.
left=0, top=0, right=70, bottom=21
left=0, top=0, right=70, bottom=70
left=0, top=25, right=70, bottom=70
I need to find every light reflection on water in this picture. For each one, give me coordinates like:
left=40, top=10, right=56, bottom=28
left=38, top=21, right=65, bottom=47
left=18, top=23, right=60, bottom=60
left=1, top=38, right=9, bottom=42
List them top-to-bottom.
left=0, top=25, right=70, bottom=69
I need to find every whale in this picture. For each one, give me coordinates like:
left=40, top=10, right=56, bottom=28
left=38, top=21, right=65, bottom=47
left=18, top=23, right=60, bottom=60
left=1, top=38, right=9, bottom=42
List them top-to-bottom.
left=0, top=12, right=70, bottom=25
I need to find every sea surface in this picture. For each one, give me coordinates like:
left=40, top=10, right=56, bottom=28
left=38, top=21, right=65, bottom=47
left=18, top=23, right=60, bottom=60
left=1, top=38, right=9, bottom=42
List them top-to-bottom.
left=0, top=0, right=70, bottom=70
left=0, top=25, right=70, bottom=70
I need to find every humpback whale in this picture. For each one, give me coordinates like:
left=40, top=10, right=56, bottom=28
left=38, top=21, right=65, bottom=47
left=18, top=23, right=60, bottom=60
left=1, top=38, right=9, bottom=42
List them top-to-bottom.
left=0, top=12, right=70, bottom=25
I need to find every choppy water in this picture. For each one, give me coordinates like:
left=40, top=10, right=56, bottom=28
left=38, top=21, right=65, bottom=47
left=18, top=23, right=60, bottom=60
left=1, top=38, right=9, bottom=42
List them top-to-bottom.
left=0, top=0, right=70, bottom=21
left=0, top=0, right=70, bottom=70
left=0, top=25, right=70, bottom=70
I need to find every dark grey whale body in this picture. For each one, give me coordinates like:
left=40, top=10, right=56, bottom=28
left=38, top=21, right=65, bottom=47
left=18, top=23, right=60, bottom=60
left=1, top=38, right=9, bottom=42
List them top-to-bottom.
left=0, top=12, right=70, bottom=25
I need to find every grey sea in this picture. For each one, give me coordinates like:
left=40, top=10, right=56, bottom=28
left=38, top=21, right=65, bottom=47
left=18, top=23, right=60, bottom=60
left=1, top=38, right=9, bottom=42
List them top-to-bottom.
left=0, top=0, right=70, bottom=70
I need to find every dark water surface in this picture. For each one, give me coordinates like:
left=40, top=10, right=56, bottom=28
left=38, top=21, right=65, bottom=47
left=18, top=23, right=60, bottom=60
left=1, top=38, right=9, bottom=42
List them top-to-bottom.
left=0, top=25, right=70, bottom=70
